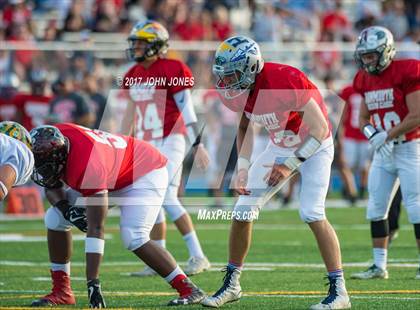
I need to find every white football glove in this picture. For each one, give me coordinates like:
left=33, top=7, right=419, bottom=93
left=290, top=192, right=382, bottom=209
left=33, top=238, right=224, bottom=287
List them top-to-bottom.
left=369, top=131, right=388, bottom=149
left=378, top=142, right=394, bottom=158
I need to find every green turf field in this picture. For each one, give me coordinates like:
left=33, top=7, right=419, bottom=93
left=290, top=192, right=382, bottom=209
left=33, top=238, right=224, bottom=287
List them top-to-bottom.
left=0, top=205, right=419, bottom=309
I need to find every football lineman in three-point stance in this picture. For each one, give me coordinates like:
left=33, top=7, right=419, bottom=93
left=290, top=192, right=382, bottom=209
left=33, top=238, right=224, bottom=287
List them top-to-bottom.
left=122, top=20, right=211, bottom=277
left=350, top=26, right=420, bottom=280
left=201, top=36, right=351, bottom=309
left=0, top=121, right=33, bottom=202
left=29, top=124, right=205, bottom=308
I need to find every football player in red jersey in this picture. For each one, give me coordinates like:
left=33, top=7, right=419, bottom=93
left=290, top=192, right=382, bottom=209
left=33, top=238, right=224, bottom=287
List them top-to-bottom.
left=121, top=20, right=211, bottom=277
left=350, top=26, right=420, bottom=280
left=201, top=36, right=351, bottom=309
left=12, top=69, right=51, bottom=130
left=339, top=85, right=371, bottom=200
left=29, top=124, right=205, bottom=307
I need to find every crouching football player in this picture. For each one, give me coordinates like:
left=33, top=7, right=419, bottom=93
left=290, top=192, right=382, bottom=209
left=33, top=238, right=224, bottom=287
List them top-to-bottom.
left=201, top=36, right=351, bottom=309
left=30, top=123, right=205, bottom=308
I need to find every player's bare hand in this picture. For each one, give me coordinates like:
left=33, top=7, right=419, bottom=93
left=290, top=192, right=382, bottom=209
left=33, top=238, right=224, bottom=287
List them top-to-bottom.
left=195, top=143, right=210, bottom=170
left=263, top=163, right=292, bottom=187
left=234, top=169, right=250, bottom=195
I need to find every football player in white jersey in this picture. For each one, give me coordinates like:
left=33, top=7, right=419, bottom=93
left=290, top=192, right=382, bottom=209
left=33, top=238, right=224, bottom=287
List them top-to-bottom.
left=350, top=26, right=420, bottom=280
left=0, top=121, right=34, bottom=201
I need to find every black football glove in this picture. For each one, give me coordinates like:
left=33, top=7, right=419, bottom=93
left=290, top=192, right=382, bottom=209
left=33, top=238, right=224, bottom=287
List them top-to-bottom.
left=56, top=200, right=87, bottom=233
left=87, top=279, right=106, bottom=308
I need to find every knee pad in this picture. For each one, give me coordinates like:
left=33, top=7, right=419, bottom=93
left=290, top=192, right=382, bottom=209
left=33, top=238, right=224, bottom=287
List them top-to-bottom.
left=163, top=185, right=186, bottom=221
left=299, top=206, right=326, bottom=223
left=44, top=207, right=72, bottom=231
left=155, top=208, right=166, bottom=224
left=370, top=220, right=389, bottom=238
left=414, top=224, right=420, bottom=239
left=120, top=225, right=150, bottom=251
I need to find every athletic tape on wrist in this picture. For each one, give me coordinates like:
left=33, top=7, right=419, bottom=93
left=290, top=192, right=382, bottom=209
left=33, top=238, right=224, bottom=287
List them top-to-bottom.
left=363, top=124, right=377, bottom=140
left=284, top=135, right=321, bottom=170
left=238, top=157, right=250, bottom=171
left=0, top=181, right=8, bottom=198
left=85, top=237, right=105, bottom=254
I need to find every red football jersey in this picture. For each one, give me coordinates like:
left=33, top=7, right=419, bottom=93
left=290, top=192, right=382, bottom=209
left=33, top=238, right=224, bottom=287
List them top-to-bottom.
left=123, top=58, right=194, bottom=141
left=353, top=59, right=420, bottom=142
left=222, top=63, right=331, bottom=148
left=339, top=85, right=366, bottom=141
left=13, top=93, right=51, bottom=130
left=56, top=123, right=167, bottom=196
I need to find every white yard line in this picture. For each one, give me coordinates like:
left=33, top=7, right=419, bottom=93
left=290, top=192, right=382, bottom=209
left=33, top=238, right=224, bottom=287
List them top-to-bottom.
left=0, top=233, right=112, bottom=242
left=0, top=260, right=418, bottom=268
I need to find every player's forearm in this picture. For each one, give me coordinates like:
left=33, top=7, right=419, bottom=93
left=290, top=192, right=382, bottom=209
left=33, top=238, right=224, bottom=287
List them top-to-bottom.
left=302, top=98, right=329, bottom=141
left=359, top=110, right=371, bottom=132
left=387, top=113, right=420, bottom=141
left=237, top=115, right=253, bottom=161
left=307, top=121, right=329, bottom=142
left=0, top=165, right=15, bottom=201
left=45, top=187, right=67, bottom=206
left=85, top=200, right=108, bottom=281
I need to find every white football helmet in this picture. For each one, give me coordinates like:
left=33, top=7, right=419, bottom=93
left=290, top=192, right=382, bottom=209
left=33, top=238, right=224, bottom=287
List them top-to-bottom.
left=354, top=26, right=396, bottom=74
left=213, top=36, right=264, bottom=99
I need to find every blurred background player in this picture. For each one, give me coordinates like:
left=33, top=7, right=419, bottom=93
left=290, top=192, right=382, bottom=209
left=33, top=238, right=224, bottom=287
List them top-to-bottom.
left=121, top=20, right=211, bottom=277
left=351, top=26, right=420, bottom=280
left=202, top=36, right=350, bottom=309
left=0, top=73, right=20, bottom=122
left=49, top=75, right=94, bottom=127
left=339, top=83, right=370, bottom=203
left=202, top=87, right=238, bottom=208
left=0, top=121, right=33, bottom=202
left=30, top=124, right=206, bottom=307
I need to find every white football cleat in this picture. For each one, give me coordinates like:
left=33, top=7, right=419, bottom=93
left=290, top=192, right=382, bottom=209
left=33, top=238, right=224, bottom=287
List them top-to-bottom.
left=184, top=256, right=211, bottom=276
left=350, top=264, right=388, bottom=279
left=129, top=265, right=157, bottom=277
left=201, top=266, right=242, bottom=308
left=415, top=268, right=420, bottom=280
left=309, top=276, right=351, bottom=309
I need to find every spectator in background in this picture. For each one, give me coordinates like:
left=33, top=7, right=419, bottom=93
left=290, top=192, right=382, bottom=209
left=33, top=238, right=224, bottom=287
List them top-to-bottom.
left=2, top=0, right=31, bottom=29
left=64, top=0, right=87, bottom=32
left=93, top=0, right=120, bottom=32
left=321, top=0, right=353, bottom=41
left=354, top=0, right=382, bottom=32
left=380, top=0, right=409, bottom=41
left=252, top=3, right=282, bottom=43
left=212, top=5, right=232, bottom=40
left=173, top=6, right=205, bottom=41
left=42, top=20, right=61, bottom=41
left=6, top=22, right=36, bottom=79
left=312, top=30, right=343, bottom=79
left=13, top=69, right=51, bottom=130
left=82, top=73, right=106, bottom=129
left=49, top=75, right=94, bottom=127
